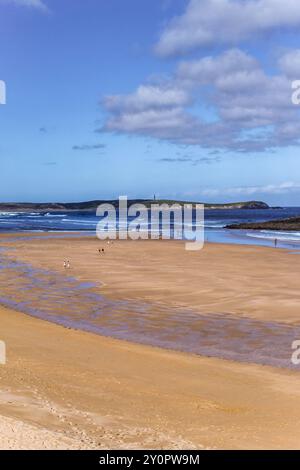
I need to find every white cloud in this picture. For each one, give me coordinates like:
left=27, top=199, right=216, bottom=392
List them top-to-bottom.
left=0, top=0, right=48, bottom=11
left=155, top=0, right=300, bottom=57
left=100, top=48, right=300, bottom=152
left=178, top=48, right=257, bottom=79
left=176, top=49, right=263, bottom=90
left=278, top=49, right=300, bottom=78
left=103, top=85, right=190, bottom=112
left=104, top=107, right=191, bottom=135
left=200, top=182, right=300, bottom=197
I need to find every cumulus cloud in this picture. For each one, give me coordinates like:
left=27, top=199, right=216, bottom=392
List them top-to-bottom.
left=0, top=0, right=48, bottom=11
left=155, top=0, right=300, bottom=57
left=99, top=48, right=300, bottom=152
left=177, top=49, right=260, bottom=86
left=278, top=49, right=300, bottom=78
left=103, top=85, right=190, bottom=112
left=104, top=107, right=194, bottom=138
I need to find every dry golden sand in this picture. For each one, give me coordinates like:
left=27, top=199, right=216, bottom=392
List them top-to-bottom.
left=0, top=235, right=300, bottom=449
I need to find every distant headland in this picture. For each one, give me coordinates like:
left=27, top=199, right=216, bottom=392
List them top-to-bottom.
left=0, top=199, right=270, bottom=212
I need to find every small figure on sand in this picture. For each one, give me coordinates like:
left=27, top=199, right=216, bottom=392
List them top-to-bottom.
left=274, top=238, right=278, bottom=248
left=98, top=248, right=105, bottom=254
left=63, top=260, right=67, bottom=269
left=66, top=260, right=71, bottom=269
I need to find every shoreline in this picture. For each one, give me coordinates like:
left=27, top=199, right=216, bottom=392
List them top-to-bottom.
left=1, top=228, right=300, bottom=252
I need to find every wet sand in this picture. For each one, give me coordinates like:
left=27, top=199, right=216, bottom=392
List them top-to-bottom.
left=2, top=234, right=300, bottom=324
left=0, top=235, right=300, bottom=448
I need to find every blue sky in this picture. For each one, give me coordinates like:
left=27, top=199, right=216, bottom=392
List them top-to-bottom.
left=1, top=0, right=300, bottom=204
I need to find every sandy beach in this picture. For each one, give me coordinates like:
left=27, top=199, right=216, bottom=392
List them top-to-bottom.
left=2, top=234, right=300, bottom=323
left=0, top=235, right=300, bottom=449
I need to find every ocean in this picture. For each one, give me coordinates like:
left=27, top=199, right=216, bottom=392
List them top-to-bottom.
left=1, top=207, right=300, bottom=249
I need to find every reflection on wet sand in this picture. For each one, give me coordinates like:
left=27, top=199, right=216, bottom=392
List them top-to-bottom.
left=0, top=238, right=298, bottom=370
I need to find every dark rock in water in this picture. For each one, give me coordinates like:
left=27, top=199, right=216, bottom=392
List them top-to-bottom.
left=226, top=217, right=300, bottom=231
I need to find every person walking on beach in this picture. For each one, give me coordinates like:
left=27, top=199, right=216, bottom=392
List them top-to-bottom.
left=274, top=238, right=278, bottom=248
left=63, top=260, right=67, bottom=269
left=66, top=260, right=70, bottom=269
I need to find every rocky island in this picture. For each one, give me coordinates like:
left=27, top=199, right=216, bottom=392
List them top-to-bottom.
left=226, top=217, right=300, bottom=231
